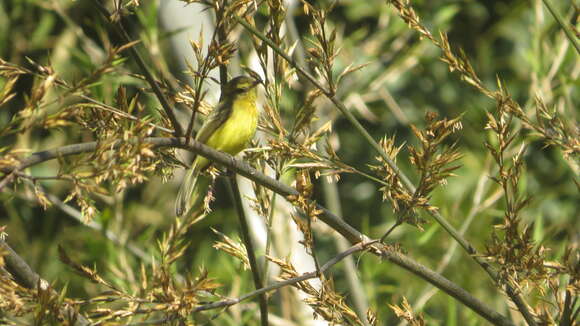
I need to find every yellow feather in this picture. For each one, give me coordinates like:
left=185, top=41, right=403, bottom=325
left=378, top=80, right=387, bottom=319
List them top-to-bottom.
left=196, top=88, right=258, bottom=169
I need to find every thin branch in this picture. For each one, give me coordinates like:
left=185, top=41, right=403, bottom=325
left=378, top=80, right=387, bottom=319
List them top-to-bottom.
left=542, top=0, right=580, bottom=55
left=215, top=2, right=229, bottom=87
left=284, top=12, right=371, bottom=318
left=233, top=16, right=415, bottom=190
left=184, top=26, right=222, bottom=145
left=0, top=60, right=174, bottom=135
left=75, top=95, right=174, bottom=134
left=8, top=137, right=365, bottom=244
left=404, top=167, right=502, bottom=323
left=0, top=171, right=17, bottom=192
left=226, top=175, right=269, bottom=326
left=7, top=177, right=150, bottom=262
left=262, top=184, right=278, bottom=280
left=46, top=188, right=150, bottom=263
left=379, top=221, right=402, bottom=243
left=193, top=239, right=515, bottom=326
left=193, top=240, right=376, bottom=312
left=373, top=244, right=513, bottom=326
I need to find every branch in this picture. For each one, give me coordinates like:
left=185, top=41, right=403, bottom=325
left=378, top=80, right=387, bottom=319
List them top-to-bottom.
left=542, top=0, right=580, bottom=55
left=5, top=137, right=514, bottom=325
left=227, top=175, right=269, bottom=326
left=0, top=240, right=91, bottom=326
left=193, top=240, right=376, bottom=312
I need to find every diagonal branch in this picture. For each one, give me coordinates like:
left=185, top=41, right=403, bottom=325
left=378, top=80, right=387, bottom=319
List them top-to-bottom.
left=542, top=0, right=580, bottom=55
left=1, top=240, right=91, bottom=326
left=193, top=240, right=376, bottom=312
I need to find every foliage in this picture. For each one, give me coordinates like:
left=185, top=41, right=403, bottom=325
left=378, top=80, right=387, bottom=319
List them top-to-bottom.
left=0, top=0, right=578, bottom=325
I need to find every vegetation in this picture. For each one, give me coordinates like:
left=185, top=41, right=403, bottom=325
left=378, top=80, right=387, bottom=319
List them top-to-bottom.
left=0, top=0, right=578, bottom=325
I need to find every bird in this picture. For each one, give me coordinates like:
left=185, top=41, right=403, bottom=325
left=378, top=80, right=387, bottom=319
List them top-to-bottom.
left=175, top=75, right=260, bottom=216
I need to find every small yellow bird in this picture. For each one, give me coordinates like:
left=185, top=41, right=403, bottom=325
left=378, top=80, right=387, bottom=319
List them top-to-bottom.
left=176, top=76, right=260, bottom=216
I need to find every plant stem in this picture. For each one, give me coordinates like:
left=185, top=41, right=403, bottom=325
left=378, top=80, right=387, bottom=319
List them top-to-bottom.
left=542, top=0, right=580, bottom=55
left=226, top=175, right=269, bottom=326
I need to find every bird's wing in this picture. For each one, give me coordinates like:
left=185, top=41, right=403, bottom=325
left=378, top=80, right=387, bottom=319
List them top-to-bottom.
left=195, top=98, right=234, bottom=144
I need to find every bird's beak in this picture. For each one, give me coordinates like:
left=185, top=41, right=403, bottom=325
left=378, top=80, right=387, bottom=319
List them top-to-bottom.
left=250, top=75, right=263, bottom=87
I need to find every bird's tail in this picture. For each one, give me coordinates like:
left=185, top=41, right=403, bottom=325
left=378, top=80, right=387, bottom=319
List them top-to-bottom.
left=175, top=160, right=202, bottom=217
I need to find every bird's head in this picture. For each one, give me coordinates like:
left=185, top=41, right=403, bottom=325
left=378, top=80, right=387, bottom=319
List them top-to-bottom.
left=222, top=76, right=261, bottom=98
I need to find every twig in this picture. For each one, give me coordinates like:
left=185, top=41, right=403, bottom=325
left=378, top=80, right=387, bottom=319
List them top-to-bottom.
left=542, top=0, right=580, bottom=55
left=213, top=2, right=268, bottom=317
left=215, top=2, right=229, bottom=88
left=284, top=10, right=363, bottom=317
left=233, top=16, right=415, bottom=190
left=184, top=26, right=222, bottom=145
left=0, top=60, right=174, bottom=135
left=75, top=95, right=174, bottom=134
left=8, top=137, right=365, bottom=244
left=404, top=162, right=502, bottom=322
left=0, top=171, right=17, bottom=192
left=226, top=175, right=269, bottom=326
left=7, top=179, right=150, bottom=263
left=262, top=183, right=278, bottom=282
left=48, top=189, right=150, bottom=263
left=379, top=221, right=402, bottom=243
left=193, top=239, right=514, bottom=326
left=193, top=240, right=376, bottom=312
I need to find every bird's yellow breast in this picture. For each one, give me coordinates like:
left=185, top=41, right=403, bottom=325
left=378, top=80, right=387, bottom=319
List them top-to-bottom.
left=197, top=90, right=258, bottom=168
